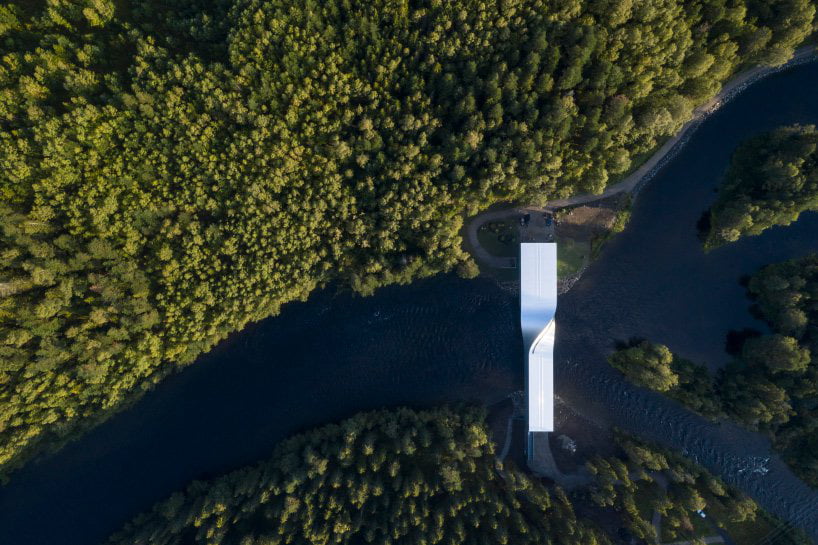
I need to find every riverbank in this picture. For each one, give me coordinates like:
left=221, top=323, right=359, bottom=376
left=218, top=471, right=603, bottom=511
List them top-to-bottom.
left=2, top=40, right=818, bottom=545
left=464, top=45, right=818, bottom=280
left=545, top=45, right=818, bottom=209
left=473, top=52, right=818, bottom=540
left=463, top=194, right=629, bottom=291
left=494, top=399, right=805, bottom=545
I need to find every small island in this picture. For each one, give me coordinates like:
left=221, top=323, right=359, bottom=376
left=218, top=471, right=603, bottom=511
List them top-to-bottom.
left=705, top=125, right=818, bottom=248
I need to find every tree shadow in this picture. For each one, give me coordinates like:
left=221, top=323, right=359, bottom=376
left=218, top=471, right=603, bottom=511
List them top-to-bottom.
left=131, top=0, right=234, bottom=63
left=696, top=209, right=711, bottom=243
left=725, top=328, right=762, bottom=356
left=613, top=336, right=645, bottom=351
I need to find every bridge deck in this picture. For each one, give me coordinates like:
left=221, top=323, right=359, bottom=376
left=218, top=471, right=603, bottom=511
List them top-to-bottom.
left=520, top=243, right=557, bottom=433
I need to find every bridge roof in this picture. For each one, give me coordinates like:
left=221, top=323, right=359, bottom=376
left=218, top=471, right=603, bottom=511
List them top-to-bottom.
left=520, top=243, right=557, bottom=433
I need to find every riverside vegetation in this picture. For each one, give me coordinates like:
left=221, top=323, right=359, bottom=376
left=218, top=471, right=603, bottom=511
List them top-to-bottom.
left=1, top=0, right=816, bottom=476
left=705, top=125, right=818, bottom=248
left=608, top=254, right=818, bottom=487
left=108, top=407, right=808, bottom=545
left=109, top=407, right=612, bottom=545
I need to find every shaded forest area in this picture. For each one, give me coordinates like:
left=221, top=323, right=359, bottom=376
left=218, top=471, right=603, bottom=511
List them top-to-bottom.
left=1, top=0, right=816, bottom=476
left=705, top=125, right=818, bottom=248
left=608, top=254, right=818, bottom=487
left=108, top=407, right=808, bottom=545
left=109, top=407, right=612, bottom=545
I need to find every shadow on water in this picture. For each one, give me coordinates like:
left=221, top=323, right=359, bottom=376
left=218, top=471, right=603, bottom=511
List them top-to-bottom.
left=556, top=60, right=818, bottom=539
left=2, top=61, right=818, bottom=544
left=0, top=276, right=522, bottom=545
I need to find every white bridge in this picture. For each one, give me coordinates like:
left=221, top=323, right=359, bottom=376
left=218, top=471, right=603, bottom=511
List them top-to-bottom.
left=520, top=243, right=557, bottom=441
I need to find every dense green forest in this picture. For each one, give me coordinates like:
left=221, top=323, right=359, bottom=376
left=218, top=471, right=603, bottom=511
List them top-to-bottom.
left=1, top=0, right=816, bottom=476
left=706, top=125, right=818, bottom=248
left=607, top=254, right=818, bottom=486
left=737, top=255, right=818, bottom=486
left=607, top=340, right=723, bottom=418
left=108, top=407, right=808, bottom=545
left=108, top=407, right=611, bottom=545
left=584, top=431, right=809, bottom=544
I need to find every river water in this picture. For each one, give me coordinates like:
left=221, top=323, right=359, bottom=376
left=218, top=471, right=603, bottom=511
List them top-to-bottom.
left=2, top=62, right=818, bottom=544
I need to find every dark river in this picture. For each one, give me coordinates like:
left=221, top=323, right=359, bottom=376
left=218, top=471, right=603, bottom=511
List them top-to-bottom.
left=2, top=62, right=818, bottom=544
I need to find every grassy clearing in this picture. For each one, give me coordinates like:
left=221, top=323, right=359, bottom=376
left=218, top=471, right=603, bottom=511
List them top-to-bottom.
left=590, top=205, right=631, bottom=257
left=557, top=237, right=588, bottom=278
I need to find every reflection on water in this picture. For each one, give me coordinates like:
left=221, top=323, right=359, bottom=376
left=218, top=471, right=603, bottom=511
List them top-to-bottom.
left=2, top=62, right=818, bottom=544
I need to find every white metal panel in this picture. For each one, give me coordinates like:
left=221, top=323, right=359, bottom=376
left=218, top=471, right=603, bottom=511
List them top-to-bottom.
left=520, top=243, right=557, bottom=433
left=528, top=320, right=555, bottom=432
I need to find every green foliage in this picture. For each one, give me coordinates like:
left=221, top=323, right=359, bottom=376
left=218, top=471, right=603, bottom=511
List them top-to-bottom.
left=1, top=0, right=816, bottom=476
left=705, top=125, right=818, bottom=248
left=590, top=202, right=632, bottom=257
left=610, top=207, right=631, bottom=234
left=720, top=254, right=818, bottom=486
left=613, top=255, right=818, bottom=486
left=741, top=334, right=810, bottom=373
left=608, top=341, right=723, bottom=418
left=609, top=341, right=680, bottom=392
left=668, top=356, right=723, bottom=419
left=719, top=367, right=795, bottom=429
left=105, top=407, right=812, bottom=545
left=107, top=407, right=610, bottom=545
left=582, top=432, right=805, bottom=544
left=586, top=432, right=810, bottom=544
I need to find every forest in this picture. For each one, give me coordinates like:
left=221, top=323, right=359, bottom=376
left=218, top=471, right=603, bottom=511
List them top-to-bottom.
left=1, top=0, right=816, bottom=476
left=705, top=125, right=818, bottom=248
left=607, top=254, right=818, bottom=486
left=607, top=340, right=723, bottom=418
left=108, top=406, right=808, bottom=545
left=108, top=407, right=611, bottom=545
left=583, top=431, right=809, bottom=544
